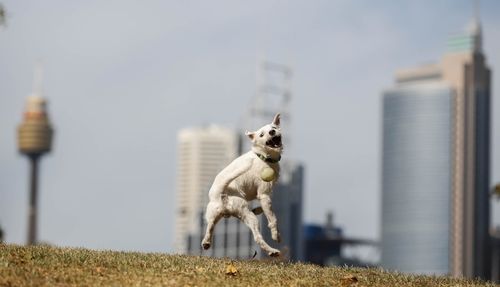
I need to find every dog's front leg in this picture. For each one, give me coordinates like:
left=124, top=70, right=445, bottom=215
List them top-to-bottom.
left=259, top=194, right=281, bottom=243
left=241, top=208, right=280, bottom=257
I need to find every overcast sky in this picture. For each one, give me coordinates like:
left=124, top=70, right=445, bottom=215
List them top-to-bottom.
left=1, top=0, right=499, bottom=253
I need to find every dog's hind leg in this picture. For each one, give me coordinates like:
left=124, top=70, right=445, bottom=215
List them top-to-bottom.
left=201, top=202, right=223, bottom=250
left=241, top=208, right=280, bottom=257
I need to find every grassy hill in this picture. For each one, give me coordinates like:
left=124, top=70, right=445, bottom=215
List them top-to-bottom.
left=0, top=244, right=495, bottom=286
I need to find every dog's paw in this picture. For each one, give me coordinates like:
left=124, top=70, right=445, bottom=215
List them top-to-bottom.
left=201, top=242, right=211, bottom=250
left=268, top=249, right=281, bottom=257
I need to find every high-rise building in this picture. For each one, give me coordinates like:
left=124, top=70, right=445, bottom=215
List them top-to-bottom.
left=381, top=18, right=491, bottom=279
left=381, top=81, right=454, bottom=275
left=173, top=125, right=237, bottom=253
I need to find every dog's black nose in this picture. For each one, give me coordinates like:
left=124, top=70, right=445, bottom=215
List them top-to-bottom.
left=269, top=129, right=276, bottom=136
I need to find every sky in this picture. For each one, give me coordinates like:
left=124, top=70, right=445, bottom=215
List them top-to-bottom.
left=1, top=0, right=499, bottom=254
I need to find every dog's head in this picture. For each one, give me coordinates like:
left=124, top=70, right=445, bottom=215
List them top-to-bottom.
left=245, top=113, right=283, bottom=153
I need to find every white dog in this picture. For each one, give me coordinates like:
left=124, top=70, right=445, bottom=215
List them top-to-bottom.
left=201, top=113, right=283, bottom=257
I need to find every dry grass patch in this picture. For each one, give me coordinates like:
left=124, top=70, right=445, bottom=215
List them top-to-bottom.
left=0, top=244, right=495, bottom=286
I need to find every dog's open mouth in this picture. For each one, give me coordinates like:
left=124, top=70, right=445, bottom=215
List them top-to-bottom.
left=266, top=135, right=282, bottom=148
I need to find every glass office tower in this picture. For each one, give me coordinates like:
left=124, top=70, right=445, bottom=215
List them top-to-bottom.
left=381, top=81, right=453, bottom=275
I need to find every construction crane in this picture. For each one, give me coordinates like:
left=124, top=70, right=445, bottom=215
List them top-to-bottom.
left=239, top=61, right=293, bottom=155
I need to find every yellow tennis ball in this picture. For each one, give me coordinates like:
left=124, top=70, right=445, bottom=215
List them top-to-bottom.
left=260, top=167, right=276, bottom=182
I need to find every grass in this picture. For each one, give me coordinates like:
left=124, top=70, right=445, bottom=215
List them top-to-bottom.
left=0, top=244, right=496, bottom=287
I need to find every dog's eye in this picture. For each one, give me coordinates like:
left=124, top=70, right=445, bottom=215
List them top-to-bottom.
left=259, top=132, right=264, bottom=137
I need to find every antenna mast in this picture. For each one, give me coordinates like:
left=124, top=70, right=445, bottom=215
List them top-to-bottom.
left=474, top=0, right=480, bottom=23
left=33, top=62, right=44, bottom=96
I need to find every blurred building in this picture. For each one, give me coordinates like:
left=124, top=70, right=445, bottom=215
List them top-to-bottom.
left=381, top=18, right=491, bottom=279
left=381, top=80, right=453, bottom=275
left=173, top=125, right=237, bottom=253
left=304, top=212, right=376, bottom=267
left=491, top=227, right=500, bottom=282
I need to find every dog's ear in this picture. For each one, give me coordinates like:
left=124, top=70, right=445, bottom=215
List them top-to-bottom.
left=272, top=113, right=281, bottom=127
left=245, top=131, right=255, bottom=140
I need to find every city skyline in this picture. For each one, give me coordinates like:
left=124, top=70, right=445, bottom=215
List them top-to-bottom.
left=0, top=1, right=499, bottom=254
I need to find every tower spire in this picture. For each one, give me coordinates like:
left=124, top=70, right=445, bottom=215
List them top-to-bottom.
left=465, top=0, right=482, bottom=52
left=473, top=0, right=482, bottom=52
left=474, top=0, right=480, bottom=24
left=33, top=62, right=44, bottom=97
